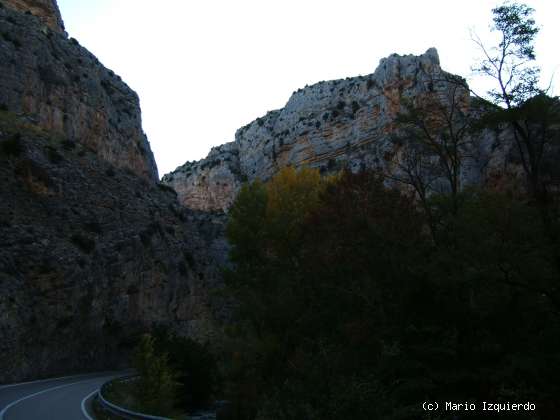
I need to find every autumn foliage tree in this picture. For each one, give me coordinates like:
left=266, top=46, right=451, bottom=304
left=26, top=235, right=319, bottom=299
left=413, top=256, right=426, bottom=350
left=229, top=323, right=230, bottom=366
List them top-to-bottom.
left=224, top=168, right=560, bottom=419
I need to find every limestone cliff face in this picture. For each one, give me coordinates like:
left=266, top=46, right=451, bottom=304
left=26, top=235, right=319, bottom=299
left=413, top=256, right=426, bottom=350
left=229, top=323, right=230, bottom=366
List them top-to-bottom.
left=2, top=0, right=64, bottom=33
left=0, top=1, right=158, bottom=180
left=164, top=48, right=512, bottom=211
left=0, top=112, right=228, bottom=382
left=164, top=142, right=243, bottom=212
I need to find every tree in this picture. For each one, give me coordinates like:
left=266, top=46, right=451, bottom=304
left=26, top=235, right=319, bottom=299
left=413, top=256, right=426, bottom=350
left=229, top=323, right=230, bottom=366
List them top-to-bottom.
left=472, top=1, right=540, bottom=108
left=471, top=2, right=558, bottom=204
left=472, top=2, right=540, bottom=108
left=387, top=71, right=474, bottom=227
left=226, top=166, right=326, bottom=274
left=264, top=166, right=325, bottom=261
left=224, top=167, right=327, bottom=419
left=224, top=169, right=560, bottom=419
left=224, top=170, right=430, bottom=419
left=226, top=179, right=268, bottom=267
left=151, top=329, right=219, bottom=410
left=133, top=334, right=177, bottom=415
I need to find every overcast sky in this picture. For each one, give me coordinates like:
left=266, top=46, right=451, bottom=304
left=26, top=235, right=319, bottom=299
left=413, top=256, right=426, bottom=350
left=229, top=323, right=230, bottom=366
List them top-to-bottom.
left=57, top=0, right=559, bottom=178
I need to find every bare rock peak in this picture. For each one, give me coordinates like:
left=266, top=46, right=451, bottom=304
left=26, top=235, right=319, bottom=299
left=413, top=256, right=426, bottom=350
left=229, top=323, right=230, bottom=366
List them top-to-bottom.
left=380, top=47, right=440, bottom=64
left=424, top=47, right=440, bottom=64
left=163, top=48, right=456, bottom=211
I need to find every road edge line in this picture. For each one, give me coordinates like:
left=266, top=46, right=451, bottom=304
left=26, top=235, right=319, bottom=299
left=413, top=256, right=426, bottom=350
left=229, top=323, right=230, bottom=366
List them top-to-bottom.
left=0, top=374, right=82, bottom=390
left=81, top=389, right=98, bottom=420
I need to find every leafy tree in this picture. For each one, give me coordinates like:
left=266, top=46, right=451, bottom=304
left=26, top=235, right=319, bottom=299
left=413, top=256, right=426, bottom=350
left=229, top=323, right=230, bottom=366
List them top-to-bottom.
left=472, top=2, right=560, bottom=208
left=472, top=2, right=540, bottom=108
left=472, top=2, right=560, bottom=313
left=265, top=166, right=324, bottom=259
left=223, top=167, right=330, bottom=418
left=227, top=167, right=325, bottom=266
left=224, top=169, right=560, bottom=419
left=224, top=170, right=429, bottom=419
left=227, top=178, right=268, bottom=268
left=152, top=329, right=219, bottom=410
left=133, top=334, right=177, bottom=415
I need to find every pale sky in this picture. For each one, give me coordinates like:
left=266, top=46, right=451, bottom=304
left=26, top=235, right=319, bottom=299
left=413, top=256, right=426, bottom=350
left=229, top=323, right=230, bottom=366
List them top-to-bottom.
left=57, top=0, right=559, bottom=178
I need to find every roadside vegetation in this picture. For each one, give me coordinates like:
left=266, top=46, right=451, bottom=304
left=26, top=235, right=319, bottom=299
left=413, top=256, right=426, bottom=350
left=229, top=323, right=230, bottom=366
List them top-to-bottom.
left=217, top=2, right=560, bottom=419
left=222, top=166, right=559, bottom=419
left=99, top=332, right=218, bottom=419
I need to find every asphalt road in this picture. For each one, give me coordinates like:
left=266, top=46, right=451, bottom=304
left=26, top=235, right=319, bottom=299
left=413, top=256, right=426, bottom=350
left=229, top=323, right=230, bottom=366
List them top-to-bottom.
left=0, top=371, right=126, bottom=420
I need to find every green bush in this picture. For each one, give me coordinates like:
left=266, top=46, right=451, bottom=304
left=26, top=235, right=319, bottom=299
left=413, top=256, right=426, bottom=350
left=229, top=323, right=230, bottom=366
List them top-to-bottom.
left=152, top=330, right=219, bottom=410
left=133, top=334, right=177, bottom=416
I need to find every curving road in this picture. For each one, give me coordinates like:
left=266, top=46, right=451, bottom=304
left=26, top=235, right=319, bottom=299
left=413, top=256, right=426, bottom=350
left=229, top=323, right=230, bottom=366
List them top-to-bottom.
left=0, top=371, right=127, bottom=420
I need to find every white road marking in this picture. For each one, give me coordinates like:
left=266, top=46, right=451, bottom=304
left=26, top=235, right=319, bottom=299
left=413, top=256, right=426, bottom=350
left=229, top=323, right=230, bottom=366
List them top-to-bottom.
left=0, top=373, right=91, bottom=390
left=0, top=379, right=93, bottom=420
left=80, top=389, right=98, bottom=420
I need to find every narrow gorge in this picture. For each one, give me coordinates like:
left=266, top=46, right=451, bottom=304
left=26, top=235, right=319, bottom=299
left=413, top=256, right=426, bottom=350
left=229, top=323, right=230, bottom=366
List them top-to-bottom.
left=0, top=0, right=536, bottom=384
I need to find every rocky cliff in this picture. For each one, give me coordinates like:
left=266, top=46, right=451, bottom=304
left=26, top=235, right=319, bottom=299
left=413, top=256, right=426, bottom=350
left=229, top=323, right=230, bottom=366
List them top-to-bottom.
left=0, top=0, right=158, bottom=180
left=0, top=2, right=228, bottom=383
left=163, top=48, right=511, bottom=211
left=0, top=110, right=229, bottom=382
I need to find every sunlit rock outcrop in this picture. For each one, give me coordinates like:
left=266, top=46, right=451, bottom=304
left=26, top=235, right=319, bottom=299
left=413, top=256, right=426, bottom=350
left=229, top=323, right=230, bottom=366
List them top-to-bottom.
left=0, top=0, right=158, bottom=180
left=164, top=48, right=491, bottom=210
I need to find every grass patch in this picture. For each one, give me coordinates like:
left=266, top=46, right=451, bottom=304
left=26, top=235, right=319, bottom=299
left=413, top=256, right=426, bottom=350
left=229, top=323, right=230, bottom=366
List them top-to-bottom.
left=100, top=378, right=189, bottom=419
left=101, top=378, right=140, bottom=411
left=92, top=396, right=122, bottom=420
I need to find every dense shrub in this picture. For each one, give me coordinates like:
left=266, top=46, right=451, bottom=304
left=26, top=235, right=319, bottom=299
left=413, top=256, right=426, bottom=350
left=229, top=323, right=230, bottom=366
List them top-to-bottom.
left=223, top=168, right=560, bottom=420
left=152, top=330, right=219, bottom=409
left=133, top=334, right=177, bottom=416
